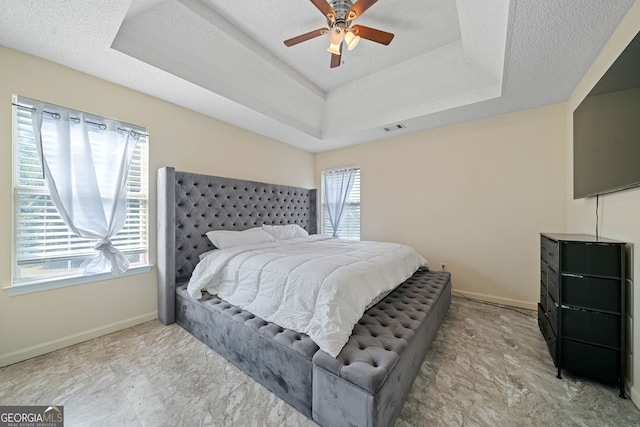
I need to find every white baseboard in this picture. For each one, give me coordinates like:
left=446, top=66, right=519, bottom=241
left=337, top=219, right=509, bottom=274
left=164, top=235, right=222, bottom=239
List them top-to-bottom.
left=451, top=288, right=537, bottom=311
left=0, top=311, right=158, bottom=368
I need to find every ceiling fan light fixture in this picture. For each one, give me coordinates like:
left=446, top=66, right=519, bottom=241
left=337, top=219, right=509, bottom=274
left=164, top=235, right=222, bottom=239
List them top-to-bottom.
left=328, top=26, right=344, bottom=45
left=344, top=31, right=360, bottom=50
left=327, top=42, right=342, bottom=55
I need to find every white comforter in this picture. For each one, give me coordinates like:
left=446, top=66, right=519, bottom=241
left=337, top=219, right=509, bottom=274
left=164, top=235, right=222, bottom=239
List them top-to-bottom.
left=187, top=235, right=428, bottom=357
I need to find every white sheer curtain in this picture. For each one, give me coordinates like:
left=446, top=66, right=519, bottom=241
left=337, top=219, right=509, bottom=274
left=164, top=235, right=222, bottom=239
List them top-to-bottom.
left=31, top=104, right=140, bottom=276
left=323, top=168, right=357, bottom=238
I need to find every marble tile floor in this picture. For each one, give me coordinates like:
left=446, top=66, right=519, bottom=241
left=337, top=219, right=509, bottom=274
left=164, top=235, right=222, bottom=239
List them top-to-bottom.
left=1, top=296, right=639, bottom=426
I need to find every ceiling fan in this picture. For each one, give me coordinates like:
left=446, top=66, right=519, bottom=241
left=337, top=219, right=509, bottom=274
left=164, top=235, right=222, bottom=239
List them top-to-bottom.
left=284, top=0, right=394, bottom=68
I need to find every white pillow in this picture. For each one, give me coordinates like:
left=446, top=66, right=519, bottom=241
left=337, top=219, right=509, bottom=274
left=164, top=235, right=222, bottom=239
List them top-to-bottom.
left=261, top=224, right=309, bottom=240
left=206, top=227, right=275, bottom=249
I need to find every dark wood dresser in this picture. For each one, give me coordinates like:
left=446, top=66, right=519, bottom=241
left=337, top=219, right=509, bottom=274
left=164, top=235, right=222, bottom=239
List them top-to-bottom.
left=539, top=233, right=626, bottom=397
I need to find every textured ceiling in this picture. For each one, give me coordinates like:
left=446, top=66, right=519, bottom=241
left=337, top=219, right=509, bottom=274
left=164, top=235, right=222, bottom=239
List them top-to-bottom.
left=0, top=0, right=635, bottom=152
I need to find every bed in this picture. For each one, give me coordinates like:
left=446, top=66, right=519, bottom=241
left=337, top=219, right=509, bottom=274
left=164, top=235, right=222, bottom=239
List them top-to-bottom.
left=157, top=167, right=451, bottom=426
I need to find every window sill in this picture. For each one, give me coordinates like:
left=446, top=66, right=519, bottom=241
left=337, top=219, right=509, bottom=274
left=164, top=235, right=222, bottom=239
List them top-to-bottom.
left=4, top=264, right=154, bottom=297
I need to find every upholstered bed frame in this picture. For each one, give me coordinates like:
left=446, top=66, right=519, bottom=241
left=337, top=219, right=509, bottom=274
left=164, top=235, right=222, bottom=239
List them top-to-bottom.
left=157, top=167, right=451, bottom=426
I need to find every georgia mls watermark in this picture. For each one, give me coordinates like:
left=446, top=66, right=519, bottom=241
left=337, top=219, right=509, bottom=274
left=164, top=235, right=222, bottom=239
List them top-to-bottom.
left=0, top=406, right=63, bottom=427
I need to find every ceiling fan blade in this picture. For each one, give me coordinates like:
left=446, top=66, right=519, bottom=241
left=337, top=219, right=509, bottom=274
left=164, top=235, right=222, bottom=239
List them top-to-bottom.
left=310, top=0, right=335, bottom=19
left=347, top=0, right=380, bottom=20
left=351, top=25, right=394, bottom=45
left=284, top=28, right=329, bottom=47
left=330, top=43, right=342, bottom=68
left=330, top=53, right=341, bottom=68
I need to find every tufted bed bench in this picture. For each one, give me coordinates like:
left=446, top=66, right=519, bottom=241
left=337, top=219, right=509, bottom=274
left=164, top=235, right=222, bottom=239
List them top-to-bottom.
left=158, top=167, right=451, bottom=426
left=312, top=271, right=451, bottom=426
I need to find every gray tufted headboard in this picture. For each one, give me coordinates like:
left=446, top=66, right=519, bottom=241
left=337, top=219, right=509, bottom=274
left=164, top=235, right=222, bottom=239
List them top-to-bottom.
left=157, top=167, right=318, bottom=324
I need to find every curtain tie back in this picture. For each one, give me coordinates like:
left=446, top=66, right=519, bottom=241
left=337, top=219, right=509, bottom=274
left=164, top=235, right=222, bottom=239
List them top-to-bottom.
left=81, top=238, right=129, bottom=276
left=93, top=238, right=113, bottom=251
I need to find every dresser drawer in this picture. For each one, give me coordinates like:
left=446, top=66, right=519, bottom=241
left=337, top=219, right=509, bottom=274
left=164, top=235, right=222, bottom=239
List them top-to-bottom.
left=541, top=236, right=548, bottom=262
left=545, top=239, right=559, bottom=269
left=561, top=242, right=622, bottom=277
left=547, top=267, right=558, bottom=302
left=562, top=274, right=621, bottom=313
left=540, top=282, right=548, bottom=312
left=547, top=300, right=557, bottom=333
left=538, top=304, right=557, bottom=365
left=538, top=304, right=546, bottom=334
left=561, top=308, right=620, bottom=348
left=561, top=339, right=619, bottom=384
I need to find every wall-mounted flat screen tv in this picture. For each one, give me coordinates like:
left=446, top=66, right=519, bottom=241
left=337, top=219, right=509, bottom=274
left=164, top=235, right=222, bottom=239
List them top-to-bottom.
left=573, top=30, right=640, bottom=199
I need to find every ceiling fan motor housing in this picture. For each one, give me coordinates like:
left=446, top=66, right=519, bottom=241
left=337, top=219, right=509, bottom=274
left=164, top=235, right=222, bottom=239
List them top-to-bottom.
left=329, top=0, right=355, bottom=23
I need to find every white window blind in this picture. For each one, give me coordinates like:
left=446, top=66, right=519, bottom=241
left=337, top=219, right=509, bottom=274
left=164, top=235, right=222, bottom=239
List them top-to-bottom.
left=12, top=97, right=149, bottom=284
left=321, top=167, right=360, bottom=240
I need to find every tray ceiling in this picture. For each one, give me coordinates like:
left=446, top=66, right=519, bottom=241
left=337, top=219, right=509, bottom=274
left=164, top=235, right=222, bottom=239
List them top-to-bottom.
left=0, top=0, right=635, bottom=152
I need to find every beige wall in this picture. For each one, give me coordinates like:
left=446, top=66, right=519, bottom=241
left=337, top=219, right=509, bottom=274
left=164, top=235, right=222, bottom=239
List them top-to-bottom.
left=565, top=1, right=640, bottom=404
left=0, top=45, right=314, bottom=367
left=316, top=103, right=567, bottom=309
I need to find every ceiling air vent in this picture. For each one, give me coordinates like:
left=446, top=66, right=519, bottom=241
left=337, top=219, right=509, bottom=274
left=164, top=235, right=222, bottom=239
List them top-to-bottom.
left=383, top=123, right=406, bottom=132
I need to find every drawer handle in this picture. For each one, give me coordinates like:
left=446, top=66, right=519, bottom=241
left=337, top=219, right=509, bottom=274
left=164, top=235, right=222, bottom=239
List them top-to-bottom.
left=564, top=273, right=584, bottom=279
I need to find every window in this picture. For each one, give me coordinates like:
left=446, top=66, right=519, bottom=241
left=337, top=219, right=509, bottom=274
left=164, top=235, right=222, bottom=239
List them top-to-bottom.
left=11, top=96, right=149, bottom=291
left=321, top=167, right=360, bottom=240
